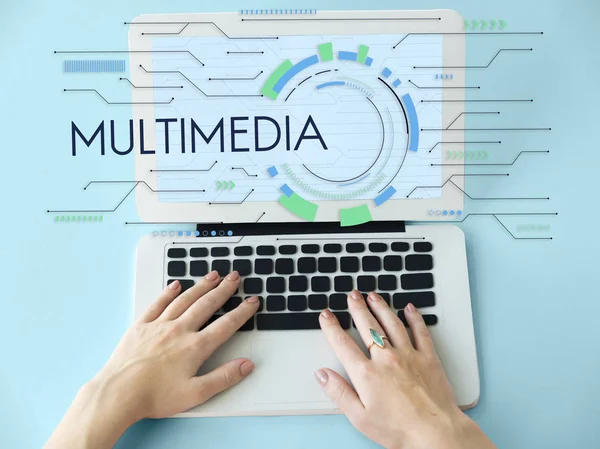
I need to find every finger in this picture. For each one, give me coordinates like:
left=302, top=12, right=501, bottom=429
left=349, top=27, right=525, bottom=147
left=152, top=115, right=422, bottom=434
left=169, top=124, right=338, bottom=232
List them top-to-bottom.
left=161, top=270, right=221, bottom=321
left=180, top=271, right=242, bottom=330
left=138, top=280, right=182, bottom=323
left=346, top=290, right=388, bottom=356
left=365, top=292, right=411, bottom=350
left=197, top=296, right=260, bottom=355
left=404, top=303, right=436, bottom=355
left=319, top=309, right=368, bottom=379
left=187, top=358, right=255, bottom=406
left=314, top=368, right=365, bottom=423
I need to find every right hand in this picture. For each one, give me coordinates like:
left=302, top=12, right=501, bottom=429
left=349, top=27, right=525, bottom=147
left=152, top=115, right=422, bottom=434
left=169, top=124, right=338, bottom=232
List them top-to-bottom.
left=315, top=290, right=496, bottom=449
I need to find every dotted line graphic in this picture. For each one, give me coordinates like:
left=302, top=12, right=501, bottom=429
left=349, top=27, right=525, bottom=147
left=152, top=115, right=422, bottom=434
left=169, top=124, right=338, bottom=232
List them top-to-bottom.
left=282, top=163, right=385, bottom=199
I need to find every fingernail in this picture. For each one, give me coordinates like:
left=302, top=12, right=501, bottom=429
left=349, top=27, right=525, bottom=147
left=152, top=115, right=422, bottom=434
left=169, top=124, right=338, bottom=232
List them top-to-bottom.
left=205, top=270, right=219, bottom=281
left=226, top=271, right=240, bottom=281
left=168, top=280, right=180, bottom=290
left=350, top=290, right=362, bottom=301
left=367, top=292, right=379, bottom=302
left=246, top=296, right=259, bottom=304
left=406, top=303, right=416, bottom=313
left=321, top=309, right=333, bottom=319
left=240, top=360, right=255, bottom=377
left=314, top=369, right=329, bottom=385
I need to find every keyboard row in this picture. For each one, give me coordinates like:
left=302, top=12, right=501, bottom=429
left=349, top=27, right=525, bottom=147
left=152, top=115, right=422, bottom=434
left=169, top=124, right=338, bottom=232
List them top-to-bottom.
left=167, top=241, right=433, bottom=259
left=167, top=254, right=433, bottom=278
left=168, top=271, right=433, bottom=294
left=204, top=310, right=439, bottom=331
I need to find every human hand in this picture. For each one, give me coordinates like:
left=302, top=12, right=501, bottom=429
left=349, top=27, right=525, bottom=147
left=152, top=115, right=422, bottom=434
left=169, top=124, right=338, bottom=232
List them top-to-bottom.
left=45, top=270, right=258, bottom=449
left=315, top=290, right=495, bottom=449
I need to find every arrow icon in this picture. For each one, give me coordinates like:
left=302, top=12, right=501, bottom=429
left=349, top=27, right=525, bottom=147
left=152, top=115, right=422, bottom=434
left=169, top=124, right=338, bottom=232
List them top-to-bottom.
left=464, top=19, right=470, bottom=29
left=471, top=19, right=479, bottom=30
left=481, top=19, right=488, bottom=30
left=499, top=19, right=507, bottom=30
left=490, top=20, right=497, bottom=30
left=483, top=151, right=489, bottom=159
left=216, top=180, right=236, bottom=191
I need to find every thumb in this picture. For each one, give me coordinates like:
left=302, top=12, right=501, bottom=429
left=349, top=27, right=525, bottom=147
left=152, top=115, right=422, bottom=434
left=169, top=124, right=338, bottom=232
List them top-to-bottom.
left=189, top=358, right=255, bottom=406
left=314, top=368, right=365, bottom=420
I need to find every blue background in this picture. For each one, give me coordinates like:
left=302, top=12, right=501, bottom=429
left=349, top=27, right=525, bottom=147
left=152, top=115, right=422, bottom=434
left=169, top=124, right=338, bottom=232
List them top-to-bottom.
left=1, top=0, right=598, bottom=448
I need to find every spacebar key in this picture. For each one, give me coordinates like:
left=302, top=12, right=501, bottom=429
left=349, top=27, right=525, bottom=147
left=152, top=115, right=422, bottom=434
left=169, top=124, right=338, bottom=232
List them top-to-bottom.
left=257, top=312, right=351, bottom=330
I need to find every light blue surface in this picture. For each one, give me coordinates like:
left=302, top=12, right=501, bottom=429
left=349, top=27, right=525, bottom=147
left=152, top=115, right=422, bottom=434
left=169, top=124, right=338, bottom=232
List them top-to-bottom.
left=1, top=1, right=599, bottom=448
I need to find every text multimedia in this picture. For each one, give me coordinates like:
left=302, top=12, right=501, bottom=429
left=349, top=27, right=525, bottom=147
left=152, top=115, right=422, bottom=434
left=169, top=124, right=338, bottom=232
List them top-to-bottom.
left=71, top=115, right=328, bottom=156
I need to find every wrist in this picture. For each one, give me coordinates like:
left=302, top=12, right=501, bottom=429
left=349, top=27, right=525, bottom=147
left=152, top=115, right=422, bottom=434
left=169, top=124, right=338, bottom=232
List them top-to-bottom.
left=436, top=411, right=496, bottom=449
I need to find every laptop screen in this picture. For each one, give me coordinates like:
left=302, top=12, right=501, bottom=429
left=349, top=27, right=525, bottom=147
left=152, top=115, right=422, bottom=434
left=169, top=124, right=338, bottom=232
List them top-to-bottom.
left=127, top=11, right=465, bottom=224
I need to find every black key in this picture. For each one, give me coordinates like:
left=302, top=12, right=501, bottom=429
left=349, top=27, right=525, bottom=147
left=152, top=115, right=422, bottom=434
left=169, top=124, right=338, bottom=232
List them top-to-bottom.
left=391, top=242, right=410, bottom=252
left=414, top=242, right=433, bottom=253
left=324, top=243, right=342, bottom=253
left=346, top=243, right=365, bottom=253
left=369, top=243, right=388, bottom=253
left=302, top=244, right=320, bottom=254
left=257, top=245, right=276, bottom=256
left=279, top=245, right=297, bottom=255
left=234, top=246, right=253, bottom=256
left=190, top=247, right=208, bottom=257
left=211, top=247, right=230, bottom=257
left=167, top=248, right=187, bottom=258
left=405, top=254, right=433, bottom=272
left=384, top=255, right=403, bottom=272
left=362, top=256, right=381, bottom=272
left=298, top=257, right=317, bottom=274
left=318, top=257, right=337, bottom=273
left=340, top=257, right=359, bottom=273
left=276, top=258, right=295, bottom=275
left=255, top=259, right=274, bottom=275
left=190, top=260, right=209, bottom=277
left=212, top=260, right=230, bottom=277
left=233, top=260, right=252, bottom=276
left=168, top=261, right=186, bottom=277
left=401, top=273, right=434, bottom=290
left=289, top=275, right=308, bottom=292
left=357, top=275, right=376, bottom=292
left=378, top=275, right=397, bottom=291
left=311, top=276, right=331, bottom=292
left=334, top=276, right=353, bottom=292
left=267, top=277, right=286, bottom=293
left=244, top=278, right=263, bottom=294
left=167, top=279, right=195, bottom=293
left=393, top=292, right=436, bottom=309
left=380, top=293, right=391, bottom=305
left=309, top=294, right=328, bottom=310
left=329, top=294, right=348, bottom=310
left=267, top=295, right=286, bottom=312
left=288, top=295, right=308, bottom=311
left=223, top=296, right=242, bottom=312
left=246, top=296, right=264, bottom=312
left=398, top=311, right=438, bottom=326
left=257, top=312, right=351, bottom=330
left=239, top=317, right=255, bottom=332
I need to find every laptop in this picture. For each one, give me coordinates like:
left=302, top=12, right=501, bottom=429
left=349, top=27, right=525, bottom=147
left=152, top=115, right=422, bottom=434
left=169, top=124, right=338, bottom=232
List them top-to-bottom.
left=131, top=9, right=479, bottom=417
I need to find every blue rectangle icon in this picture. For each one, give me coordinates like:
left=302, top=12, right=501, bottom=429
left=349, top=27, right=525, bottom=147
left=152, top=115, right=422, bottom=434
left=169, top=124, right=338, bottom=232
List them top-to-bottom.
left=338, top=51, right=358, bottom=61
left=365, top=57, right=373, bottom=66
left=64, top=60, right=126, bottom=73
left=381, top=67, right=392, bottom=78
left=393, top=79, right=401, bottom=87
left=268, top=166, right=278, bottom=177
left=280, top=184, right=294, bottom=197
left=374, top=186, right=397, bottom=206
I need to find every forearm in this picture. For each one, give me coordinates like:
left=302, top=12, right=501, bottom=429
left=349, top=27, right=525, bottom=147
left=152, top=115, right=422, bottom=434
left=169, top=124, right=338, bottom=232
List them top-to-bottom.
left=45, top=379, right=137, bottom=449
left=441, top=413, right=496, bottom=449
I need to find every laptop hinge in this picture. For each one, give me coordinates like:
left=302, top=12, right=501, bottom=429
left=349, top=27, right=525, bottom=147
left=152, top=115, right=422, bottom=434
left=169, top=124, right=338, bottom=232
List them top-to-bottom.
left=196, top=221, right=406, bottom=237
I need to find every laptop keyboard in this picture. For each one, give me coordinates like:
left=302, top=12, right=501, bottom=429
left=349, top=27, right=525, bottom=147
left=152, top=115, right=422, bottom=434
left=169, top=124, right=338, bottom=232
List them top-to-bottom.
left=165, top=239, right=438, bottom=331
